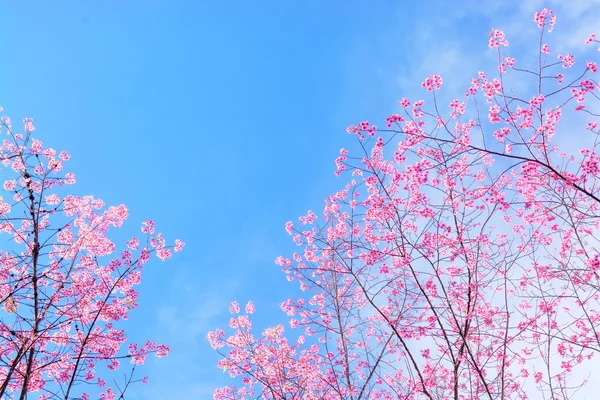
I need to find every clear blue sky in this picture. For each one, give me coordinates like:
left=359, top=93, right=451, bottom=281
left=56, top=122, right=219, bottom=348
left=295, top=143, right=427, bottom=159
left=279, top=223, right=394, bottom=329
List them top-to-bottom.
left=1, top=1, right=595, bottom=398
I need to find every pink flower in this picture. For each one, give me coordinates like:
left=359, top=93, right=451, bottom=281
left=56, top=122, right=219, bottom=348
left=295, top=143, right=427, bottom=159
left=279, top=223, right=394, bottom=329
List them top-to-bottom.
left=534, top=8, right=556, bottom=32
left=488, top=29, right=508, bottom=48
left=585, top=33, right=596, bottom=45
left=542, top=44, right=550, bottom=54
left=558, top=53, right=575, bottom=68
left=587, top=61, right=598, bottom=73
left=421, top=74, right=443, bottom=92
left=23, top=117, right=35, bottom=133
left=3, top=180, right=16, bottom=191
left=141, top=220, right=155, bottom=234
left=285, top=221, right=294, bottom=235
left=126, top=237, right=139, bottom=250
left=174, top=239, right=185, bottom=252
left=156, top=248, right=172, bottom=261
left=229, top=301, right=240, bottom=314
left=155, top=344, right=170, bottom=357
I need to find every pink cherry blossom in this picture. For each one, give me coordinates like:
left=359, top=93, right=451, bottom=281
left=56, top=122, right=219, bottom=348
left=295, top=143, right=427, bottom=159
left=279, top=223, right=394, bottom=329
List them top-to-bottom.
left=210, top=9, right=600, bottom=400
left=0, top=115, right=182, bottom=399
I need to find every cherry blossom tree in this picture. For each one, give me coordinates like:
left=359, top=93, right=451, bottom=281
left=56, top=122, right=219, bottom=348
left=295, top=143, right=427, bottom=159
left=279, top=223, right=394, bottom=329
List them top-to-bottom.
left=210, top=8, right=600, bottom=400
left=0, top=113, right=183, bottom=399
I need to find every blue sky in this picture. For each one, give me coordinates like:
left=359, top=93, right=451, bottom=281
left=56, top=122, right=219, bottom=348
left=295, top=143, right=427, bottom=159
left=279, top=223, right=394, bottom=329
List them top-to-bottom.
left=2, top=0, right=600, bottom=398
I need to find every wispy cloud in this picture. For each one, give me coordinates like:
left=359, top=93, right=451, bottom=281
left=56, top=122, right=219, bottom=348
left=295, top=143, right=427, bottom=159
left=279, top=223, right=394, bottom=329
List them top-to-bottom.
left=132, top=268, right=241, bottom=399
